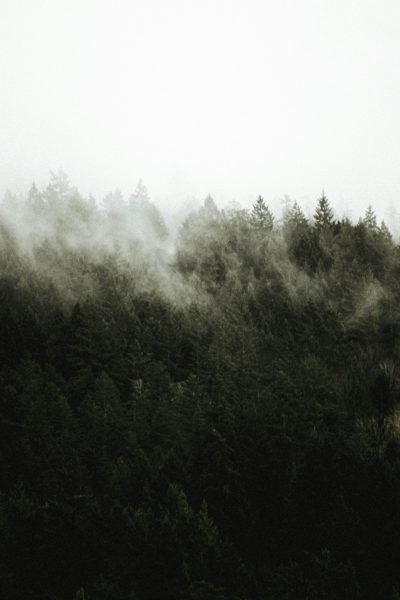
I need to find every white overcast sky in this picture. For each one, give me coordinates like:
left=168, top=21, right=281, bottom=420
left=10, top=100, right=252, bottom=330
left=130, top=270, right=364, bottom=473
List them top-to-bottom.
left=1, top=0, right=400, bottom=216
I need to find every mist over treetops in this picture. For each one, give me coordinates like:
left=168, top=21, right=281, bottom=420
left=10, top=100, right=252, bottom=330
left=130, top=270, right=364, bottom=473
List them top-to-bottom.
left=1, top=173, right=400, bottom=599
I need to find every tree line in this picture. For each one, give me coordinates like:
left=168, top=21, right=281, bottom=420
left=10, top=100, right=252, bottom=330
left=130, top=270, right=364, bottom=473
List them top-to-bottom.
left=0, top=175, right=400, bottom=598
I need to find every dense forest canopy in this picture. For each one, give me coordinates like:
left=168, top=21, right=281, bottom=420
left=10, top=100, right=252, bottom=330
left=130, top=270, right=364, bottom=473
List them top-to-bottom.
left=1, top=173, right=400, bottom=599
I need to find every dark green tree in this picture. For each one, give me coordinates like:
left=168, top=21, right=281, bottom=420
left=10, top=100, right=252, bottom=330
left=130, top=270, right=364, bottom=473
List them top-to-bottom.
left=314, top=191, right=334, bottom=230
left=250, top=196, right=274, bottom=232
left=363, top=205, right=378, bottom=232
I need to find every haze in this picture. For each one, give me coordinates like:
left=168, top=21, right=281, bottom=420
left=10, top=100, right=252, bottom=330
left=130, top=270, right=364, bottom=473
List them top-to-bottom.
left=1, top=0, right=400, bottom=217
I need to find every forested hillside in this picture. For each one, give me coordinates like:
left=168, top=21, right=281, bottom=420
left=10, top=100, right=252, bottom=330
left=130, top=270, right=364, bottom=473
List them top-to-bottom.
left=1, top=174, right=400, bottom=599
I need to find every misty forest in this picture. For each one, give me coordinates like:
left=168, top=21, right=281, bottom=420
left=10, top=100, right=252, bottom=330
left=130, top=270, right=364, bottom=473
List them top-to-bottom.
left=2, top=172, right=400, bottom=600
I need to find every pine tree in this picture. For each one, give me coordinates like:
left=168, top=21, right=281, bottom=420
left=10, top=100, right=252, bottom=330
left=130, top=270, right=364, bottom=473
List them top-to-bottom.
left=45, top=169, right=71, bottom=204
left=129, top=179, right=150, bottom=206
left=129, top=180, right=168, bottom=239
left=27, top=183, right=45, bottom=214
left=103, top=188, right=125, bottom=213
left=314, top=191, right=334, bottom=230
left=203, top=194, right=219, bottom=217
left=250, top=195, right=274, bottom=231
left=285, top=200, right=307, bottom=227
left=363, top=205, right=378, bottom=232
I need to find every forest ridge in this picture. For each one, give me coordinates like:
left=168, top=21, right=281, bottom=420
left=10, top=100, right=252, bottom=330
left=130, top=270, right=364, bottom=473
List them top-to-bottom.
left=0, top=173, right=400, bottom=599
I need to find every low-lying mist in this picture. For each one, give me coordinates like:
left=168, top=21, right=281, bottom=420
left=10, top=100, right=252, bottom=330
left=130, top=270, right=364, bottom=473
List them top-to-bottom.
left=0, top=171, right=396, bottom=328
left=0, top=172, right=198, bottom=306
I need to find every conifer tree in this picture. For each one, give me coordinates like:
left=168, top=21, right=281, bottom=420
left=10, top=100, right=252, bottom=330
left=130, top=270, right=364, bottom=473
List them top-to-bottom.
left=45, top=169, right=71, bottom=205
left=129, top=179, right=150, bottom=206
left=129, top=180, right=168, bottom=239
left=27, top=183, right=45, bottom=214
left=103, top=188, right=125, bottom=212
left=314, top=191, right=334, bottom=230
left=203, top=194, right=219, bottom=216
left=250, top=195, right=274, bottom=231
left=285, top=200, right=307, bottom=227
left=363, top=205, right=378, bottom=232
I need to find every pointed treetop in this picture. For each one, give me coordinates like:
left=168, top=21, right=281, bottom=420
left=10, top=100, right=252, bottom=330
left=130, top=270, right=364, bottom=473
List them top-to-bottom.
left=47, top=169, right=70, bottom=199
left=130, top=179, right=150, bottom=205
left=128, top=180, right=168, bottom=239
left=27, top=182, right=45, bottom=212
left=28, top=182, right=39, bottom=198
left=103, top=188, right=125, bottom=211
left=314, top=190, right=334, bottom=230
left=203, top=194, right=219, bottom=215
left=280, top=194, right=292, bottom=219
left=250, top=195, right=274, bottom=231
left=285, top=200, right=307, bottom=226
left=363, top=205, right=378, bottom=231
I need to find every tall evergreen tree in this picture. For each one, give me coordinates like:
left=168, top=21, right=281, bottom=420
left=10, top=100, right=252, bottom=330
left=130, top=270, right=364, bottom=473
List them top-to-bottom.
left=45, top=169, right=71, bottom=205
left=129, top=179, right=150, bottom=206
left=129, top=180, right=168, bottom=240
left=27, top=183, right=45, bottom=214
left=314, top=191, right=334, bottom=230
left=203, top=194, right=219, bottom=217
left=250, top=196, right=274, bottom=232
left=284, top=200, right=308, bottom=228
left=363, top=205, right=378, bottom=232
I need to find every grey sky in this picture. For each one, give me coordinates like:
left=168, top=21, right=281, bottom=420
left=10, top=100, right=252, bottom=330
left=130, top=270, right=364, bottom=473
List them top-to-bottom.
left=1, top=0, right=400, bottom=217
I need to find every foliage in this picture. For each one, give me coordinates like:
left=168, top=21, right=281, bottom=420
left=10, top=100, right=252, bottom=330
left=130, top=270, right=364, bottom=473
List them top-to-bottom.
left=0, top=178, right=399, bottom=599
